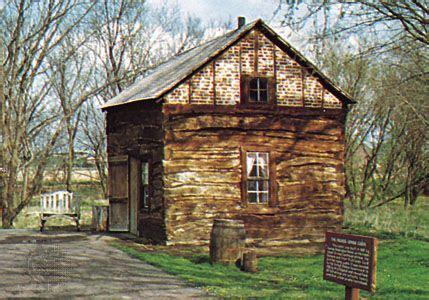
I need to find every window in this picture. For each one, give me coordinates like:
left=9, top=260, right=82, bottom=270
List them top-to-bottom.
left=241, top=76, right=275, bottom=105
left=249, top=78, right=268, bottom=103
left=246, top=152, right=269, bottom=204
left=141, top=162, right=149, bottom=209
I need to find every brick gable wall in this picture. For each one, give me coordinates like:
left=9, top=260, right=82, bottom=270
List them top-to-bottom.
left=164, top=29, right=342, bottom=109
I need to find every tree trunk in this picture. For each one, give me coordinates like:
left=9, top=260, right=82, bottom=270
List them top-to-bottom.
left=66, top=135, right=74, bottom=191
left=94, top=155, right=108, bottom=199
left=409, top=186, right=419, bottom=206
left=2, top=207, right=16, bottom=229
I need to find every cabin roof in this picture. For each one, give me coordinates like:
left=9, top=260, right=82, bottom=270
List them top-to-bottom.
left=102, top=19, right=354, bottom=110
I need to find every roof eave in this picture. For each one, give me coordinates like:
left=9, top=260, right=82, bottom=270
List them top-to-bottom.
left=101, top=96, right=159, bottom=111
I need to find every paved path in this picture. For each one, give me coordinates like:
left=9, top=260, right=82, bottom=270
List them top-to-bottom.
left=0, top=230, right=211, bottom=299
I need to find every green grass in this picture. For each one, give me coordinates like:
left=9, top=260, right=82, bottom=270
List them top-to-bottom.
left=113, top=238, right=429, bottom=299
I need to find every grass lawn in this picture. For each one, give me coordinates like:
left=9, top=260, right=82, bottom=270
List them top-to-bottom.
left=344, top=197, right=429, bottom=240
left=112, top=237, right=429, bottom=299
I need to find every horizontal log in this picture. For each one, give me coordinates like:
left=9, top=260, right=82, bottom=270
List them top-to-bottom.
left=162, top=104, right=345, bottom=118
left=167, top=114, right=342, bottom=136
left=165, top=132, right=343, bottom=154
left=167, top=149, right=240, bottom=160
left=278, top=156, right=342, bottom=168
left=163, top=159, right=240, bottom=173
left=165, top=171, right=240, bottom=186
left=164, top=185, right=240, bottom=198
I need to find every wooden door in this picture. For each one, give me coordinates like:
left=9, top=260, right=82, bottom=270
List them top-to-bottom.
left=108, top=155, right=129, bottom=231
left=129, top=156, right=140, bottom=235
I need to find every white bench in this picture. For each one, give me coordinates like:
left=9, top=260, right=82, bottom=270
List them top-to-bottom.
left=40, top=191, right=80, bottom=232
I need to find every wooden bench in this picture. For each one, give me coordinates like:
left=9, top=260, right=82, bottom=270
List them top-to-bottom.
left=40, top=191, right=80, bottom=232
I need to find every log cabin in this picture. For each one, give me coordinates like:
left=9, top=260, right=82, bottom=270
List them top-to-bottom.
left=101, top=18, right=355, bottom=253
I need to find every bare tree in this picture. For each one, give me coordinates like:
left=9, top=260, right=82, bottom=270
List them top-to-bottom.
left=0, top=0, right=98, bottom=227
left=76, top=0, right=221, bottom=197
left=273, top=1, right=429, bottom=211
left=275, top=1, right=428, bottom=49
left=0, top=38, right=5, bottom=213
left=79, top=100, right=109, bottom=199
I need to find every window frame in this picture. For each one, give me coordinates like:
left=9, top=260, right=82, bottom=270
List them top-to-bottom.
left=241, top=75, right=276, bottom=106
left=249, top=77, right=269, bottom=103
left=241, top=148, right=278, bottom=207
left=246, top=152, right=270, bottom=204
left=139, top=156, right=152, bottom=213
left=140, top=161, right=150, bottom=210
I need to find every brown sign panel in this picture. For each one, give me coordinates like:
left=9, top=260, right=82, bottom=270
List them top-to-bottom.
left=323, top=232, right=378, bottom=292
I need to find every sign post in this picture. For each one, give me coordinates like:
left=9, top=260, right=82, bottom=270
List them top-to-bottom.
left=323, top=232, right=378, bottom=300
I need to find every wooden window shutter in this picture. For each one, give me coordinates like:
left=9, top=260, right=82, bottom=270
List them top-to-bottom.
left=240, top=75, right=249, bottom=104
left=268, top=77, right=276, bottom=105
left=240, top=148, right=248, bottom=207
left=108, top=155, right=129, bottom=232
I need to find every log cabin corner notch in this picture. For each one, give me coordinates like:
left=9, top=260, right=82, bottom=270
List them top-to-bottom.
left=101, top=18, right=354, bottom=253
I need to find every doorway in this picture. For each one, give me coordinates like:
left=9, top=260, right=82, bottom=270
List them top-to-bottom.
left=129, top=157, right=150, bottom=235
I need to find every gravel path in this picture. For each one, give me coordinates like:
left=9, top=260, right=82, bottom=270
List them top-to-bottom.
left=0, top=230, right=211, bottom=299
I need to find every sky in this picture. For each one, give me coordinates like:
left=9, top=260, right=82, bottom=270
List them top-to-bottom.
left=0, top=0, right=280, bottom=24
left=146, top=0, right=300, bottom=46
left=173, top=0, right=279, bottom=24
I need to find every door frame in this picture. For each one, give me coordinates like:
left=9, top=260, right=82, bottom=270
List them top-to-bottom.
left=129, top=156, right=141, bottom=235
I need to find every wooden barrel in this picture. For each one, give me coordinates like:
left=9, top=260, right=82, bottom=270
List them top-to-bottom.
left=209, top=219, right=246, bottom=265
left=241, top=251, right=258, bottom=273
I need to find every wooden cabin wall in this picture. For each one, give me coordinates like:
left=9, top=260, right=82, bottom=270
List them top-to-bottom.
left=104, top=25, right=349, bottom=252
left=159, top=27, right=347, bottom=252
left=106, top=102, right=166, bottom=243
left=162, top=105, right=346, bottom=253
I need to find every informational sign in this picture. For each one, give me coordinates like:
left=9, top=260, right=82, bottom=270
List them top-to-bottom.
left=323, top=232, right=378, bottom=293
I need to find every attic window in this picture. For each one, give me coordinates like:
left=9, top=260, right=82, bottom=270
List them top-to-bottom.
left=241, top=76, right=275, bottom=105
left=249, top=78, right=268, bottom=103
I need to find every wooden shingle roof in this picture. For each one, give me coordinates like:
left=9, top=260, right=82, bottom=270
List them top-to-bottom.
left=102, top=19, right=354, bottom=110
